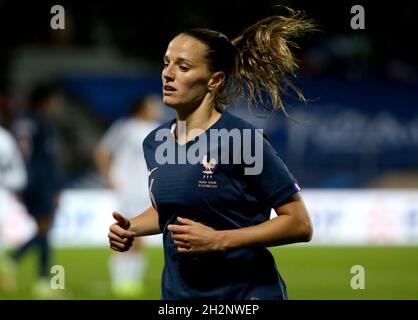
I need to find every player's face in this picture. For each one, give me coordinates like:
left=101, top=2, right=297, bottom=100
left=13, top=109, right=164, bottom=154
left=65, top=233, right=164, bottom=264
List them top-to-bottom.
left=162, top=34, right=212, bottom=110
left=40, top=95, right=61, bottom=119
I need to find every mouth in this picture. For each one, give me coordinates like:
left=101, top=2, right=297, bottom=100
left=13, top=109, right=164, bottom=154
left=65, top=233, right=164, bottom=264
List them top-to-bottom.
left=163, top=85, right=176, bottom=93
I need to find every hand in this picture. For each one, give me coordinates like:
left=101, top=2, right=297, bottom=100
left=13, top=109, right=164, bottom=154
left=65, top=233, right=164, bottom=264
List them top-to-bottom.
left=108, top=211, right=136, bottom=252
left=167, top=217, right=224, bottom=254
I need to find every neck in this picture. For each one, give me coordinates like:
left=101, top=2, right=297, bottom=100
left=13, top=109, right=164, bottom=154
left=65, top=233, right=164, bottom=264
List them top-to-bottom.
left=174, top=96, right=221, bottom=144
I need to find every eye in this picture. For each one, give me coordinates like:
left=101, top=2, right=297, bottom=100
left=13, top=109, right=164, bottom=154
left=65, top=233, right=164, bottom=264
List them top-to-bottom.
left=163, top=62, right=169, bottom=68
left=179, top=65, right=189, bottom=72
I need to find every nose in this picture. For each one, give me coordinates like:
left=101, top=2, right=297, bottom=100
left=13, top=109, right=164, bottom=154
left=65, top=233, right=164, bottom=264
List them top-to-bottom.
left=162, top=64, right=174, bottom=82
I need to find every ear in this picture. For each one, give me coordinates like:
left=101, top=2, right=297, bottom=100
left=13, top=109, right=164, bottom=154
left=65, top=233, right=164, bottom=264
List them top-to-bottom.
left=207, top=72, right=225, bottom=92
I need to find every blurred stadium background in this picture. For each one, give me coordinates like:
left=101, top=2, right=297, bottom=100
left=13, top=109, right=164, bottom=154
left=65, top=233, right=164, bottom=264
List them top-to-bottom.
left=1, top=0, right=418, bottom=299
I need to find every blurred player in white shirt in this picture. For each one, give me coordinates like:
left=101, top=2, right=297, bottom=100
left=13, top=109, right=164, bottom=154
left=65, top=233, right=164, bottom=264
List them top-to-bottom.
left=94, top=94, right=162, bottom=297
left=0, top=125, right=27, bottom=294
left=0, top=125, right=27, bottom=193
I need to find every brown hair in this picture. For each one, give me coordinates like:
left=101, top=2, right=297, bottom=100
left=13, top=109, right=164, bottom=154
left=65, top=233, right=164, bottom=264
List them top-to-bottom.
left=182, top=7, right=316, bottom=115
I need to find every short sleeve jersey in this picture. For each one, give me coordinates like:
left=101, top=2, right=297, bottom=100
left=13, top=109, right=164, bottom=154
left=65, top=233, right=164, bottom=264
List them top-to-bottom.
left=143, top=111, right=300, bottom=299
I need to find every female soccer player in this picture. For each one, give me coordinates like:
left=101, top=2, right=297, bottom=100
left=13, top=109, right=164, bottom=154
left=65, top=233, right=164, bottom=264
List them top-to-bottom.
left=108, top=8, right=314, bottom=300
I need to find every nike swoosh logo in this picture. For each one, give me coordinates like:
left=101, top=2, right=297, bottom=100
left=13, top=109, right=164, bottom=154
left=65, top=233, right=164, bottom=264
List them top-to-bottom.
left=148, top=167, right=158, bottom=176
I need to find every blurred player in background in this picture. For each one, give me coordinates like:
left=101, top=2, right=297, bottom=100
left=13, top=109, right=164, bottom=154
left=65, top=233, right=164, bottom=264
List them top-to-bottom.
left=108, top=8, right=314, bottom=300
left=10, top=84, right=65, bottom=297
left=95, top=94, right=162, bottom=297
left=0, top=124, right=27, bottom=295
left=0, top=125, right=27, bottom=195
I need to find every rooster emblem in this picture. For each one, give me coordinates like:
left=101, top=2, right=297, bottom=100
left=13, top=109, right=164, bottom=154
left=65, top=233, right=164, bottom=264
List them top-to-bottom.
left=202, top=155, right=217, bottom=175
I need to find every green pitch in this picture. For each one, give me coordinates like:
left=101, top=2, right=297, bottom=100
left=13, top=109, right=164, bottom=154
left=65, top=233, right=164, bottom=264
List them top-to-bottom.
left=2, top=246, right=418, bottom=300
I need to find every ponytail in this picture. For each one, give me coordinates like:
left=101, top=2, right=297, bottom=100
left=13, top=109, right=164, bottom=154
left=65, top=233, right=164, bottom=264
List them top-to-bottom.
left=182, top=8, right=316, bottom=115
left=230, top=8, right=316, bottom=115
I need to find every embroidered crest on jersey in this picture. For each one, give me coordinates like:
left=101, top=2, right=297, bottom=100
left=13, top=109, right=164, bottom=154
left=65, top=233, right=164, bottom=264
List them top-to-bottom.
left=198, top=155, right=218, bottom=189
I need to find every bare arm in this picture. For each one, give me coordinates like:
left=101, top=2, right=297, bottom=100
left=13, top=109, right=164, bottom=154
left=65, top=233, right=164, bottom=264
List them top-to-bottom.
left=219, top=192, right=312, bottom=249
left=168, top=193, right=312, bottom=253
left=129, top=206, right=162, bottom=237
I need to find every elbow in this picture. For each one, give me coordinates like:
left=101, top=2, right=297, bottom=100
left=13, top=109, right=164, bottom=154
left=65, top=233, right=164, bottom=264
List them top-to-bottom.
left=299, top=219, right=313, bottom=243
left=302, top=220, right=313, bottom=242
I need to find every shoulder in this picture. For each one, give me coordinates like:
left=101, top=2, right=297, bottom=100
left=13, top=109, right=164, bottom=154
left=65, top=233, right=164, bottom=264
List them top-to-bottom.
left=220, top=111, right=258, bottom=131
left=221, top=111, right=272, bottom=143
left=107, top=118, right=128, bottom=133
left=143, top=118, right=174, bottom=147
left=99, top=119, right=127, bottom=146
left=134, top=120, right=161, bottom=132
left=0, top=126, right=11, bottom=139
left=0, top=127, right=14, bottom=150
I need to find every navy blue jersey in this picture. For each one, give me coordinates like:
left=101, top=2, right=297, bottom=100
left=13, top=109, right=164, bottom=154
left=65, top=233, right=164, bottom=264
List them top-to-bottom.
left=143, top=111, right=300, bottom=300
left=12, top=112, right=63, bottom=216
